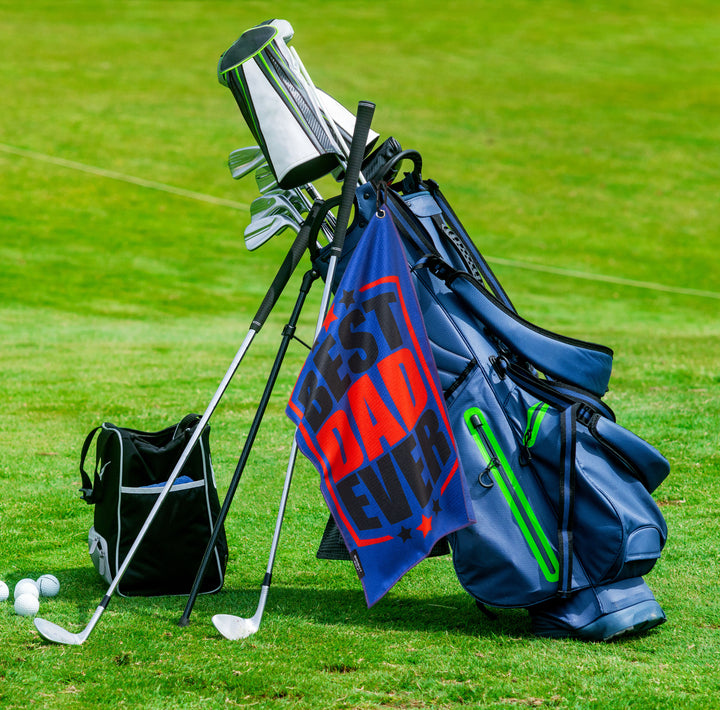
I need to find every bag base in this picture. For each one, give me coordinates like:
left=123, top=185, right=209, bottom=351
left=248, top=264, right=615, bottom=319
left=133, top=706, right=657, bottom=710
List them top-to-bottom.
left=529, top=577, right=666, bottom=641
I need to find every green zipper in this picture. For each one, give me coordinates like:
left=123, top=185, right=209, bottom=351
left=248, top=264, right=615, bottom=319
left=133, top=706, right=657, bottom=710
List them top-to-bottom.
left=520, top=402, right=550, bottom=463
left=524, top=402, right=549, bottom=447
left=464, top=407, right=559, bottom=583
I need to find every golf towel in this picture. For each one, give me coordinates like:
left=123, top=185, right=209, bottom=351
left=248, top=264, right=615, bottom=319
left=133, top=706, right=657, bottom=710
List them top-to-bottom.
left=287, top=209, right=475, bottom=606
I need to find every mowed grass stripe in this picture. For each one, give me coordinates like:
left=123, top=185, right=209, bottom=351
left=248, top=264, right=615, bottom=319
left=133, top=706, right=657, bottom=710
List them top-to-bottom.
left=3, top=140, right=716, bottom=303
left=0, top=142, right=249, bottom=212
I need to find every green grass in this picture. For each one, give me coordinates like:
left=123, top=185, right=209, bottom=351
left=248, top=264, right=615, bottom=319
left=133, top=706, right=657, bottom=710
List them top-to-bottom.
left=1, top=1, right=719, bottom=707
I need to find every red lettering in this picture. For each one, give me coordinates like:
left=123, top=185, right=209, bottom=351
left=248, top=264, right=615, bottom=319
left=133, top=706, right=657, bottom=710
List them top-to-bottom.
left=376, top=348, right=428, bottom=431
left=348, top=373, right=407, bottom=460
left=316, top=409, right=365, bottom=483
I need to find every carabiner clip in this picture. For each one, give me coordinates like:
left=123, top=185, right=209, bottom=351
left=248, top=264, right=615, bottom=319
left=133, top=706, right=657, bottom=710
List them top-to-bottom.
left=375, top=181, right=388, bottom=218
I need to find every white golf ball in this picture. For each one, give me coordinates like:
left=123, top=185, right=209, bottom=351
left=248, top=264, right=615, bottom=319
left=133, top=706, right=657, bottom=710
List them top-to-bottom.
left=37, top=574, right=60, bottom=597
left=14, top=578, right=39, bottom=599
left=0, top=580, right=8, bottom=602
left=14, top=593, right=40, bottom=616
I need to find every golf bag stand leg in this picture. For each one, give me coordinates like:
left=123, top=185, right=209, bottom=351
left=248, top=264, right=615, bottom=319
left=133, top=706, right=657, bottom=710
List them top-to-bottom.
left=179, top=267, right=320, bottom=626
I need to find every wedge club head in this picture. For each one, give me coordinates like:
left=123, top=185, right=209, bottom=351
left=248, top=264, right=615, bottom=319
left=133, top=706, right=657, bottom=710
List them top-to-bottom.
left=34, top=603, right=106, bottom=646
left=212, top=613, right=259, bottom=640
left=34, top=618, right=89, bottom=645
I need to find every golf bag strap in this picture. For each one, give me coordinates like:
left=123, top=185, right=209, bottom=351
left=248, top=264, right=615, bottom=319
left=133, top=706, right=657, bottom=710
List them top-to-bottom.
left=377, top=147, right=515, bottom=311
left=425, top=180, right=516, bottom=312
left=385, top=183, right=515, bottom=311
left=384, top=188, right=445, bottom=260
left=429, top=213, right=486, bottom=285
left=417, top=254, right=613, bottom=397
left=501, top=359, right=616, bottom=422
left=558, top=405, right=579, bottom=597
left=79, top=426, right=102, bottom=504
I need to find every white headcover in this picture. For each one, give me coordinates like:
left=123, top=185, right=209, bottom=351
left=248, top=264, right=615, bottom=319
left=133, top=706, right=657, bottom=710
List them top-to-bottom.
left=218, top=20, right=377, bottom=189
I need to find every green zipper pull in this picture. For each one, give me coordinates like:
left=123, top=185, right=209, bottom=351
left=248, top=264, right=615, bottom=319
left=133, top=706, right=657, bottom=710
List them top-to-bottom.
left=520, top=402, right=549, bottom=465
left=469, top=414, right=497, bottom=487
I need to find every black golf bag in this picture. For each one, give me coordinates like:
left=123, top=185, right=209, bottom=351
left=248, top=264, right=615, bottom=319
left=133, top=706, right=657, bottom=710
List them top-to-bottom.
left=315, top=149, right=669, bottom=640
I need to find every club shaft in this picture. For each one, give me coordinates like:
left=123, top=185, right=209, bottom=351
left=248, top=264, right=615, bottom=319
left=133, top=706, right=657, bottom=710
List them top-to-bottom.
left=213, top=101, right=375, bottom=638
left=179, top=269, right=317, bottom=625
left=104, top=329, right=256, bottom=601
left=264, top=437, right=300, bottom=581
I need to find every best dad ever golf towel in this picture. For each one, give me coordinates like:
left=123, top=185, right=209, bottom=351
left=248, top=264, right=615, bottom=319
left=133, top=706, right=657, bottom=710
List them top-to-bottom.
left=287, top=208, right=474, bottom=606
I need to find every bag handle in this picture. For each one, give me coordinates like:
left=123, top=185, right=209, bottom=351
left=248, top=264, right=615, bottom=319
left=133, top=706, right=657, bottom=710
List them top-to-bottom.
left=376, top=149, right=423, bottom=190
left=79, top=426, right=101, bottom=504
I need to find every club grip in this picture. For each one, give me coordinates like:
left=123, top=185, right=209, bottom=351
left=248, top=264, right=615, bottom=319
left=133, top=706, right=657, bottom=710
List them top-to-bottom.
left=330, top=100, right=375, bottom=258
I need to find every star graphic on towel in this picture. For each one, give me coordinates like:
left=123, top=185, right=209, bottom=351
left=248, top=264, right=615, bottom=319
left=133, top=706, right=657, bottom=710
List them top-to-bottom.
left=339, top=289, right=356, bottom=307
left=322, top=303, right=339, bottom=331
left=416, top=515, right=433, bottom=538
left=398, top=526, right=412, bottom=542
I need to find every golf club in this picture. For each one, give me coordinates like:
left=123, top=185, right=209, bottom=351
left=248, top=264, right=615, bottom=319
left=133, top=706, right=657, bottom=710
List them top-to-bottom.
left=287, top=47, right=351, bottom=160
left=212, top=100, right=375, bottom=640
left=228, top=146, right=266, bottom=180
left=229, top=150, right=335, bottom=248
left=253, top=165, right=337, bottom=241
left=250, top=193, right=306, bottom=223
left=178, top=204, right=327, bottom=628
left=244, top=212, right=301, bottom=251
left=34, top=327, right=260, bottom=645
left=211, top=436, right=300, bottom=640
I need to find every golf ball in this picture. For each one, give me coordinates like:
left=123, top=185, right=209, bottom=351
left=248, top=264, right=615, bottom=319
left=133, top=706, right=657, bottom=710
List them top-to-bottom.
left=37, top=574, right=60, bottom=597
left=14, top=578, right=39, bottom=599
left=0, top=580, right=8, bottom=602
left=14, top=592, right=40, bottom=616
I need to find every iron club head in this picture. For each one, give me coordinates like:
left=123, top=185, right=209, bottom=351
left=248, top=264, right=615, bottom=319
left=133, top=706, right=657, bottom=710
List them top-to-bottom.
left=228, top=146, right=267, bottom=180
left=255, top=164, right=279, bottom=193
left=250, top=193, right=306, bottom=223
left=244, top=212, right=301, bottom=251
left=212, top=585, right=270, bottom=640
left=212, top=613, right=259, bottom=640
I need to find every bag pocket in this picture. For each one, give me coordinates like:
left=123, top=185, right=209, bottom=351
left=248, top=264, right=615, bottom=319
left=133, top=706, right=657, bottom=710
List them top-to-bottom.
left=446, top=367, right=584, bottom=607
left=528, top=406, right=667, bottom=585
left=589, top=415, right=670, bottom=493
left=116, top=477, right=225, bottom=597
left=88, top=526, right=112, bottom=584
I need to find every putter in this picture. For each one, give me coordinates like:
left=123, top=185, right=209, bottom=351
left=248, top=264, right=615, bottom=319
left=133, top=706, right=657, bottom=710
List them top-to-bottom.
left=212, top=100, right=375, bottom=640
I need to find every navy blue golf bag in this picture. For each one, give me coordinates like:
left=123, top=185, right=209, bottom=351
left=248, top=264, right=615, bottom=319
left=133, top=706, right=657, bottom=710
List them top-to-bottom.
left=316, top=149, right=669, bottom=640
